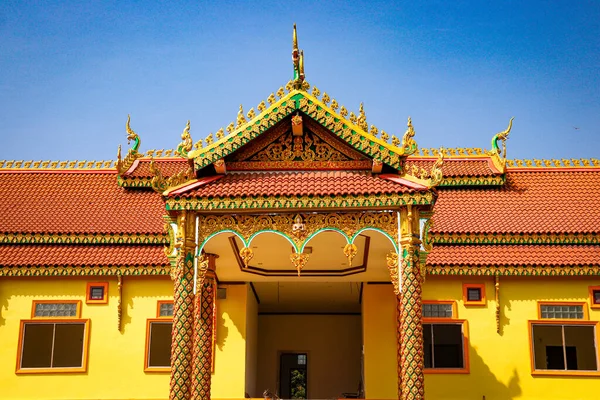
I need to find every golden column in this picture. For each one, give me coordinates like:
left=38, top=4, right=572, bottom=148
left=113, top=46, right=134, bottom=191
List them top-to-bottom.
left=399, top=206, right=425, bottom=400
left=169, top=213, right=196, bottom=400
left=191, top=254, right=217, bottom=400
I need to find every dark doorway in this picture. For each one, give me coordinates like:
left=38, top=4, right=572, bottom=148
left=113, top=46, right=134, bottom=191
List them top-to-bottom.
left=279, top=353, right=307, bottom=399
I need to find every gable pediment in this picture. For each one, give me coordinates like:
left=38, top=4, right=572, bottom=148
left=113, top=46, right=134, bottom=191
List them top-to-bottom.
left=188, top=90, right=417, bottom=172
left=225, top=114, right=372, bottom=171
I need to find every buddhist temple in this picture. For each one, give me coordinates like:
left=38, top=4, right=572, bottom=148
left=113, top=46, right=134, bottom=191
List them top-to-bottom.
left=1, top=26, right=599, bottom=400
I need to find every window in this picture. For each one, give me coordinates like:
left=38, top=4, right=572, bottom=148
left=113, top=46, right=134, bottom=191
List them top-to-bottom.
left=86, top=282, right=108, bottom=304
left=462, top=283, right=486, bottom=306
left=590, top=286, right=600, bottom=309
left=32, top=301, right=81, bottom=318
left=146, top=301, right=174, bottom=372
left=157, top=301, right=174, bottom=317
left=423, top=302, right=455, bottom=318
left=538, top=302, right=588, bottom=320
left=17, top=319, right=89, bottom=373
left=145, top=319, right=172, bottom=371
left=530, top=322, right=599, bottom=375
left=423, top=323, right=468, bottom=372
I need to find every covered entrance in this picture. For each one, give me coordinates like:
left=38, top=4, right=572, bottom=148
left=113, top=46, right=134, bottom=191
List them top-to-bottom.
left=119, top=25, right=445, bottom=400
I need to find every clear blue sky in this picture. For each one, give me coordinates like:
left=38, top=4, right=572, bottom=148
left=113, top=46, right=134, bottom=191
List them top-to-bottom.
left=1, top=1, right=599, bottom=161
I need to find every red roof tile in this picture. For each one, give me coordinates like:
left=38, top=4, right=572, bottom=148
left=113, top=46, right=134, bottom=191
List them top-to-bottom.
left=124, top=158, right=189, bottom=178
left=406, top=158, right=500, bottom=177
left=172, top=170, right=424, bottom=198
left=0, top=171, right=165, bottom=234
left=431, top=171, right=600, bottom=234
left=0, top=244, right=168, bottom=266
left=427, top=244, right=600, bottom=266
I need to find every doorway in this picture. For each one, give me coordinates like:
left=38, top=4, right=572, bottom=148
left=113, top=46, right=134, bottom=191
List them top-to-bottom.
left=279, top=353, right=308, bottom=399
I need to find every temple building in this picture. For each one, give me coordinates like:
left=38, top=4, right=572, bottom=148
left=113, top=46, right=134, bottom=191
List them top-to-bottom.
left=1, top=27, right=599, bottom=400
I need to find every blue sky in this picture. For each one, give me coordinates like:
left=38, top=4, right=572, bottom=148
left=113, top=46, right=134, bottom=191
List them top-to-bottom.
left=1, top=1, right=599, bottom=161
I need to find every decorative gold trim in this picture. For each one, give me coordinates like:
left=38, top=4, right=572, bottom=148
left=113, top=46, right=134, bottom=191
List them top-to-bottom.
left=507, top=158, right=600, bottom=169
left=0, top=160, right=115, bottom=170
left=166, top=191, right=434, bottom=211
left=431, top=231, right=599, bottom=245
left=0, top=232, right=167, bottom=245
left=290, top=252, right=309, bottom=276
left=386, top=252, right=400, bottom=295
left=0, top=265, right=170, bottom=277
left=426, top=265, right=600, bottom=276
left=117, top=274, right=123, bottom=332
left=495, top=275, right=500, bottom=334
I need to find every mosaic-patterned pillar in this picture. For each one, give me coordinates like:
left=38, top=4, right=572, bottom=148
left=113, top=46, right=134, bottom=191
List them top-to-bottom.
left=399, top=206, right=424, bottom=400
left=170, top=213, right=195, bottom=400
left=190, top=255, right=217, bottom=400
left=396, top=294, right=403, bottom=399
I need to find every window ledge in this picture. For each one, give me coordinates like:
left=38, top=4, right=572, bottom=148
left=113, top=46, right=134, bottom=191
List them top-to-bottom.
left=16, top=367, right=87, bottom=374
left=425, top=368, right=469, bottom=374
left=532, top=370, right=600, bottom=377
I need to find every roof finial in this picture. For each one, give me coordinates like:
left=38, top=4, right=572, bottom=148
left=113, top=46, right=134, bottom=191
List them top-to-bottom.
left=292, top=24, right=305, bottom=89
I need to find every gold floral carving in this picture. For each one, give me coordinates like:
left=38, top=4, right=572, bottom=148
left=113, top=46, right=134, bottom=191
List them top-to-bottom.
left=507, top=158, right=600, bottom=168
left=195, top=211, right=397, bottom=250
left=344, top=243, right=358, bottom=266
left=239, top=247, right=254, bottom=268
left=386, top=252, right=400, bottom=295
left=290, top=253, right=309, bottom=276
left=196, top=254, right=210, bottom=284
left=117, top=275, right=123, bottom=331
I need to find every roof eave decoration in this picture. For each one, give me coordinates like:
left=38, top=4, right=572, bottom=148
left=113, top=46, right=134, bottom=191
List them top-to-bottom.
left=116, top=115, right=144, bottom=176
left=487, top=117, right=514, bottom=173
left=149, top=158, right=196, bottom=194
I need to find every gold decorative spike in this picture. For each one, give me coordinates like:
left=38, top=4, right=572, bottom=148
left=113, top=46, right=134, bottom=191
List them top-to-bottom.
left=299, top=50, right=305, bottom=81
left=285, top=80, right=294, bottom=92
left=301, top=81, right=310, bottom=91
left=277, top=87, right=285, bottom=99
left=312, top=87, right=320, bottom=98
left=267, top=93, right=276, bottom=105
left=322, top=93, right=330, bottom=105
left=330, top=99, right=339, bottom=111
left=258, top=101, right=266, bottom=112
left=357, top=103, right=368, bottom=131
left=237, top=105, right=247, bottom=127
left=340, top=106, right=348, bottom=117
left=247, top=108, right=256, bottom=120
left=349, top=112, right=357, bottom=124
left=125, top=114, right=140, bottom=151
left=291, top=114, right=303, bottom=136
left=402, top=117, right=417, bottom=155
left=176, top=120, right=193, bottom=157
left=226, top=123, right=235, bottom=134
left=370, top=125, right=378, bottom=137
left=216, top=128, right=225, bottom=140
left=381, top=130, right=390, bottom=141
left=205, top=132, right=214, bottom=146
left=391, top=135, right=400, bottom=147
left=193, top=139, right=203, bottom=149
left=430, top=147, right=445, bottom=186
left=149, top=159, right=167, bottom=193
left=343, top=243, right=358, bottom=266
left=239, top=247, right=254, bottom=268
left=290, top=252, right=309, bottom=276
left=386, top=252, right=400, bottom=295
left=117, top=274, right=123, bottom=331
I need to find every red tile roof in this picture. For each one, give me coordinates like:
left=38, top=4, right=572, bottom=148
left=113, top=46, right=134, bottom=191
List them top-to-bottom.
left=124, top=158, right=189, bottom=178
left=406, top=158, right=500, bottom=177
left=171, top=170, right=424, bottom=198
left=0, top=171, right=165, bottom=234
left=431, top=171, right=600, bottom=234
left=0, top=244, right=168, bottom=266
left=427, top=244, right=600, bottom=266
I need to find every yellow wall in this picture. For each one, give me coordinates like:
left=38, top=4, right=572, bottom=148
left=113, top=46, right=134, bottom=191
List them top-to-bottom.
left=0, top=276, right=173, bottom=400
left=362, top=277, right=600, bottom=400
left=0, top=278, right=253, bottom=400
left=362, top=283, right=398, bottom=398
left=211, top=284, right=249, bottom=399
left=244, top=285, right=259, bottom=397
left=256, top=314, right=362, bottom=399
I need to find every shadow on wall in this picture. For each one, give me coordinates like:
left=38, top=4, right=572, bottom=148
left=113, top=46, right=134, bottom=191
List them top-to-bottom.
left=216, top=304, right=229, bottom=351
left=427, top=344, right=521, bottom=400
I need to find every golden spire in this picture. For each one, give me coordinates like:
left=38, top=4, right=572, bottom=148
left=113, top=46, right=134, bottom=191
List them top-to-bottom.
left=292, top=24, right=305, bottom=89
left=299, top=50, right=305, bottom=81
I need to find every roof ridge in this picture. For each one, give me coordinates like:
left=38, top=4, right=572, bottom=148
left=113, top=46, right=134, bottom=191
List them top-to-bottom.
left=507, top=158, right=600, bottom=169
left=0, top=159, right=115, bottom=170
